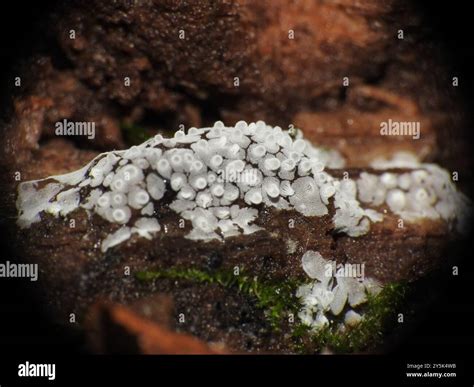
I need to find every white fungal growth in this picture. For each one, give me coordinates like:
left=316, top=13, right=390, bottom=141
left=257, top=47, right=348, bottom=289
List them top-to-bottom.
left=16, top=123, right=470, bottom=252
left=251, top=144, right=266, bottom=158
left=357, top=152, right=471, bottom=233
left=370, top=152, right=420, bottom=169
left=264, top=157, right=281, bottom=171
left=281, top=158, right=296, bottom=171
left=297, top=158, right=313, bottom=176
left=156, top=159, right=172, bottom=178
left=380, top=172, right=398, bottom=189
left=146, top=173, right=165, bottom=200
left=170, top=173, right=186, bottom=191
left=190, top=175, right=208, bottom=190
left=262, top=177, right=280, bottom=198
left=289, top=177, right=327, bottom=217
left=111, top=178, right=127, bottom=193
left=279, top=180, right=294, bottom=197
left=320, top=183, right=336, bottom=205
left=210, top=184, right=225, bottom=197
left=55, top=188, right=81, bottom=216
left=128, top=188, right=150, bottom=209
left=244, top=188, right=263, bottom=205
left=386, top=189, right=406, bottom=212
left=111, top=192, right=126, bottom=207
left=196, top=192, right=213, bottom=208
left=100, top=193, right=114, bottom=206
left=141, top=202, right=154, bottom=216
left=111, top=207, right=131, bottom=224
left=132, top=217, right=161, bottom=240
left=101, top=227, right=132, bottom=252
left=297, top=250, right=382, bottom=332
left=301, top=250, right=329, bottom=283
left=344, top=310, right=363, bottom=327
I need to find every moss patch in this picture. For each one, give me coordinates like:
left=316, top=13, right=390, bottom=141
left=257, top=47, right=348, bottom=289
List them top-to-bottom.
left=121, top=122, right=152, bottom=145
left=136, top=267, right=407, bottom=353
left=137, top=267, right=301, bottom=330
left=293, top=282, right=407, bottom=353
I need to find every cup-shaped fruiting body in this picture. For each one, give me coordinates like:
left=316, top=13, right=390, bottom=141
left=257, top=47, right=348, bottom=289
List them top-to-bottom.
left=209, top=154, right=223, bottom=169
left=264, top=157, right=281, bottom=171
left=297, top=158, right=313, bottom=176
left=156, top=159, right=172, bottom=179
left=170, top=172, right=186, bottom=191
left=262, top=177, right=280, bottom=199
left=210, top=183, right=225, bottom=197
left=320, top=183, right=336, bottom=205
left=128, top=188, right=150, bottom=209
left=244, top=188, right=263, bottom=205
left=111, top=192, right=127, bottom=207
left=111, top=207, right=131, bottom=224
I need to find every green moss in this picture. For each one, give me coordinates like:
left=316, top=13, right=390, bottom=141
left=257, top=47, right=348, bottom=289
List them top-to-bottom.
left=120, top=122, right=152, bottom=145
left=136, top=267, right=407, bottom=353
left=136, top=267, right=301, bottom=330
left=293, top=282, right=407, bottom=353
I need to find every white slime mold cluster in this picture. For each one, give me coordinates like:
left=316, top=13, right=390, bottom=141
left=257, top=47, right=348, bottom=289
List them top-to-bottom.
left=16, top=122, right=470, bottom=252
left=358, top=152, right=471, bottom=233
left=296, top=250, right=382, bottom=331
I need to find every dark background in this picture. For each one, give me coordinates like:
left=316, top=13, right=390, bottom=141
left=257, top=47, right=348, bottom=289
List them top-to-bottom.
left=0, top=0, right=472, bottom=383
